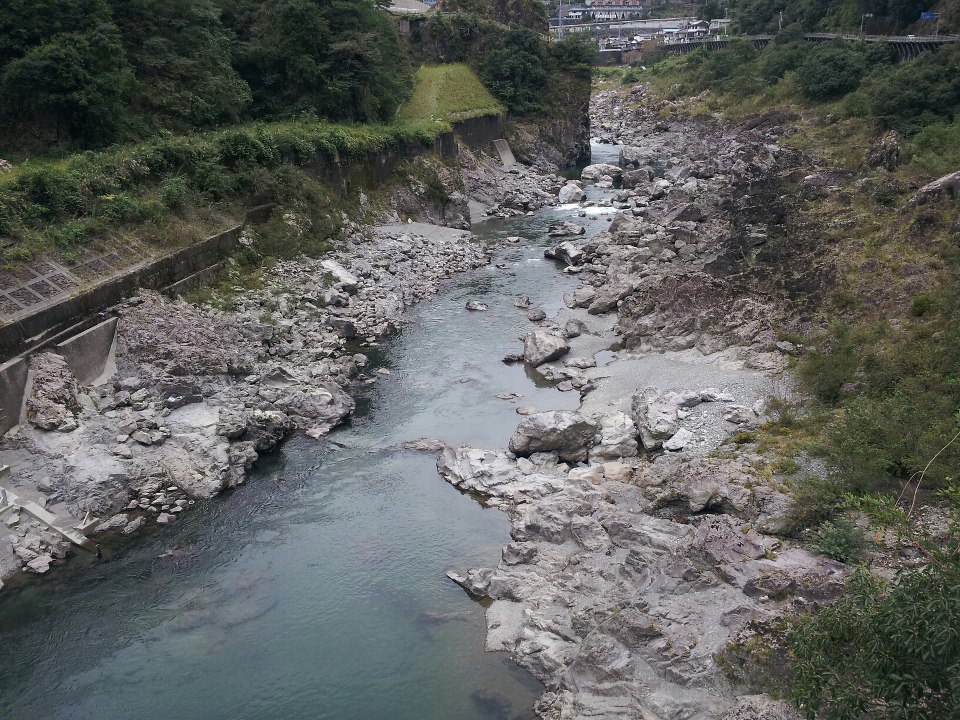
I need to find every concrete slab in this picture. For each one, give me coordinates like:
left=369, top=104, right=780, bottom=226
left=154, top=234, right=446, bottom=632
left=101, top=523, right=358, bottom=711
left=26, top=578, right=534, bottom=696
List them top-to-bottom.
left=493, top=139, right=517, bottom=167
left=55, top=316, right=118, bottom=386
left=0, top=357, right=28, bottom=436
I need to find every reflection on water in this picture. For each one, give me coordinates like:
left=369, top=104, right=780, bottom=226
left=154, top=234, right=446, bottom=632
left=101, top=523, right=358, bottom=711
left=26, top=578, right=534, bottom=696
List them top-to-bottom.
left=0, top=146, right=619, bottom=720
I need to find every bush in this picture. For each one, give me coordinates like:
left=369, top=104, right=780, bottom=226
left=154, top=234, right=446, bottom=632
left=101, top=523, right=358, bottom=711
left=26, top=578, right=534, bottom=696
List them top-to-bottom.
left=796, top=42, right=867, bottom=100
left=159, top=176, right=189, bottom=209
left=809, top=517, right=865, bottom=563
left=791, top=518, right=960, bottom=719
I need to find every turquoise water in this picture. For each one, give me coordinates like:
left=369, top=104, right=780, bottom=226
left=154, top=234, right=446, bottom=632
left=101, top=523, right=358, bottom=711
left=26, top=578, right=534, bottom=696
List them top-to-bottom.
left=0, top=147, right=619, bottom=720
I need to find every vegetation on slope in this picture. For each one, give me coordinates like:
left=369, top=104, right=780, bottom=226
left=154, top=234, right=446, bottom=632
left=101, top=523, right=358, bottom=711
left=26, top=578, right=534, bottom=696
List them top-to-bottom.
left=0, top=0, right=413, bottom=151
left=436, top=0, right=549, bottom=32
left=411, top=14, right=596, bottom=116
left=621, top=37, right=960, bottom=717
left=397, top=64, right=504, bottom=123
left=0, top=120, right=446, bottom=264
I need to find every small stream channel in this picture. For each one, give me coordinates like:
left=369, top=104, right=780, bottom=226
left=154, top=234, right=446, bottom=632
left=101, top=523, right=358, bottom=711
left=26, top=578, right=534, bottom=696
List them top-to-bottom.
left=0, top=145, right=621, bottom=720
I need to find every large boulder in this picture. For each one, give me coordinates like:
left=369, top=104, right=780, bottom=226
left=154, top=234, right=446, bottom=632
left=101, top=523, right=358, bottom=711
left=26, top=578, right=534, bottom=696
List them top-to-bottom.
left=618, top=145, right=648, bottom=169
left=581, top=163, right=622, bottom=182
left=622, top=168, right=654, bottom=189
left=558, top=183, right=586, bottom=204
left=547, top=221, right=586, bottom=237
left=544, top=241, right=584, bottom=266
left=587, top=278, right=635, bottom=315
left=523, top=331, right=569, bottom=367
left=26, top=352, right=81, bottom=432
left=631, top=387, right=679, bottom=450
left=508, top=411, right=599, bottom=463
left=589, top=412, right=639, bottom=461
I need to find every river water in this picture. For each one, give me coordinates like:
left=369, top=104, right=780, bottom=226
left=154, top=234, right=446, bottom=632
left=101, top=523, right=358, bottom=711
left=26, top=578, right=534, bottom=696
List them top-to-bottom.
left=0, top=146, right=620, bottom=720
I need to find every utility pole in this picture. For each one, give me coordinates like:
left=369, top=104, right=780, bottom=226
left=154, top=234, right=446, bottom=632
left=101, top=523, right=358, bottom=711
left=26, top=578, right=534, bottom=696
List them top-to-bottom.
left=558, top=0, right=563, bottom=39
left=860, top=12, right=872, bottom=35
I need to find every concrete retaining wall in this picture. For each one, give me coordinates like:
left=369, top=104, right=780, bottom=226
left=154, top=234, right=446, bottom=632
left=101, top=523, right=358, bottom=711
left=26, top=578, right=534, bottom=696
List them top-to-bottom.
left=453, top=115, right=504, bottom=154
left=0, top=226, right=243, bottom=361
left=55, top=317, right=118, bottom=386
left=0, top=358, right=28, bottom=436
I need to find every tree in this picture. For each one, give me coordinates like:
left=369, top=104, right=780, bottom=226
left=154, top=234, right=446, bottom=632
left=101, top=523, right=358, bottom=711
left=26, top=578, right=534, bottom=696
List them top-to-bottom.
left=108, top=0, right=251, bottom=131
left=238, top=0, right=412, bottom=122
left=0, top=24, right=132, bottom=143
left=482, top=28, right=549, bottom=115
left=796, top=42, right=867, bottom=99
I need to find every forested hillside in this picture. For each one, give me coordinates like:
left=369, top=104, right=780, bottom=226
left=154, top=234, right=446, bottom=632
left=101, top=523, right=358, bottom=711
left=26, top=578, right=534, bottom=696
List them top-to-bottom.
left=0, top=0, right=413, bottom=151
left=699, top=0, right=956, bottom=35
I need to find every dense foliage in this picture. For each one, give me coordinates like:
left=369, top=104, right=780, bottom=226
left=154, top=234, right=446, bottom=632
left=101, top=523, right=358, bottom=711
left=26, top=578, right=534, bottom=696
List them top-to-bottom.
left=0, top=0, right=413, bottom=149
left=436, top=0, right=549, bottom=32
left=726, top=0, right=937, bottom=35
left=416, top=14, right=595, bottom=116
left=652, top=37, right=960, bottom=134
left=0, top=120, right=446, bottom=259
left=791, top=488, right=960, bottom=719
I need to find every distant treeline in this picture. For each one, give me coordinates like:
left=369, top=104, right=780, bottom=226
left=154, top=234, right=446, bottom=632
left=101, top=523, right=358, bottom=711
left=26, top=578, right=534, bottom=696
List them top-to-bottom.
left=0, top=0, right=412, bottom=149
left=700, top=0, right=954, bottom=35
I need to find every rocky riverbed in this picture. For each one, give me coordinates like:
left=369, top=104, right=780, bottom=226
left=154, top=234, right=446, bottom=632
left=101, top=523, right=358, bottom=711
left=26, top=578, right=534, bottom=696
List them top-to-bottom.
left=2, top=85, right=850, bottom=720
left=424, top=89, right=855, bottom=718
left=0, top=147, right=569, bottom=590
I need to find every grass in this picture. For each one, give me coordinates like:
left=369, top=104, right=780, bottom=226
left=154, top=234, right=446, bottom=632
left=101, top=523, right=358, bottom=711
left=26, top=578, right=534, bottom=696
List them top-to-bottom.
left=396, top=64, right=504, bottom=124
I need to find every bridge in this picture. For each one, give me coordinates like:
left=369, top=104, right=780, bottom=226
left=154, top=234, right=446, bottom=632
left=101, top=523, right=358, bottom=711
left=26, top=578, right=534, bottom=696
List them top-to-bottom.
left=662, top=32, right=959, bottom=60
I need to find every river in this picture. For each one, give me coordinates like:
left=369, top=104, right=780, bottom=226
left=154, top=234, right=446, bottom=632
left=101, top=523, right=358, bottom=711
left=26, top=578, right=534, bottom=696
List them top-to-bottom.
left=0, top=145, right=620, bottom=720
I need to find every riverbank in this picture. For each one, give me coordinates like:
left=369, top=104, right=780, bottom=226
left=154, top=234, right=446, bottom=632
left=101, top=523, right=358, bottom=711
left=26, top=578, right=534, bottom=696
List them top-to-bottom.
left=431, top=86, right=861, bottom=719
left=0, top=144, right=567, bottom=591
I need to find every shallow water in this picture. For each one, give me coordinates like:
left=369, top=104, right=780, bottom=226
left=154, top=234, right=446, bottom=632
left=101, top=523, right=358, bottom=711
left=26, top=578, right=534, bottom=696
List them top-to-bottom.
left=0, top=145, right=620, bottom=720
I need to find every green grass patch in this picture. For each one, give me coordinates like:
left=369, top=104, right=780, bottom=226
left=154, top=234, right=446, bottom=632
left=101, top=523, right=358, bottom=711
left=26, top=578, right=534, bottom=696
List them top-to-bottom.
left=396, top=64, right=504, bottom=124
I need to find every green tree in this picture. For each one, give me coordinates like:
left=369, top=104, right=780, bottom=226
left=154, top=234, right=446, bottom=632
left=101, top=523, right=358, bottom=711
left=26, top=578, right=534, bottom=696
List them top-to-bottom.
left=108, top=0, right=251, bottom=131
left=238, top=0, right=412, bottom=122
left=0, top=24, right=132, bottom=143
left=482, top=28, right=549, bottom=115
left=551, top=34, right=597, bottom=79
left=796, top=41, right=867, bottom=99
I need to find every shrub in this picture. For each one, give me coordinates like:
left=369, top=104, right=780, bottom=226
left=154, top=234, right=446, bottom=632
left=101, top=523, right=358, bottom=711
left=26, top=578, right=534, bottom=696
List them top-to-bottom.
left=796, top=42, right=866, bottom=100
left=158, top=176, right=189, bottom=209
left=790, top=488, right=960, bottom=719
left=809, top=516, right=865, bottom=563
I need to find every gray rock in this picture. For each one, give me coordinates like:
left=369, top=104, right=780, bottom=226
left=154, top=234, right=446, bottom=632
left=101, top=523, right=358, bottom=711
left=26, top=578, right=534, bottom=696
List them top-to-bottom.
left=581, top=163, right=622, bottom=181
left=558, top=183, right=586, bottom=204
left=547, top=221, right=586, bottom=237
left=544, top=241, right=584, bottom=266
left=588, top=279, right=634, bottom=315
left=465, top=300, right=490, bottom=311
left=527, top=308, right=547, bottom=322
left=563, top=319, right=588, bottom=338
left=522, top=331, right=569, bottom=367
left=26, top=353, right=81, bottom=432
left=631, top=387, right=679, bottom=450
left=508, top=411, right=598, bottom=463
left=589, top=411, right=639, bottom=461
left=663, top=427, right=694, bottom=451
left=123, top=517, right=146, bottom=535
